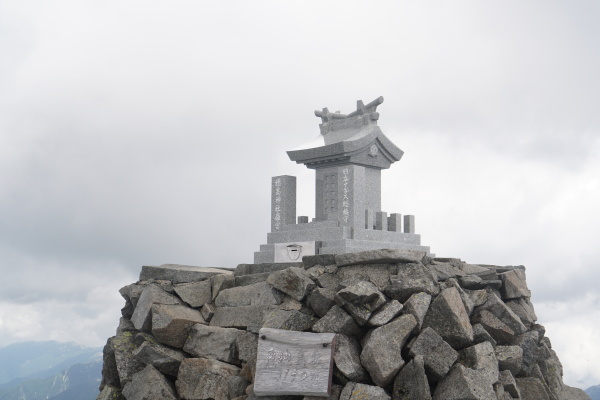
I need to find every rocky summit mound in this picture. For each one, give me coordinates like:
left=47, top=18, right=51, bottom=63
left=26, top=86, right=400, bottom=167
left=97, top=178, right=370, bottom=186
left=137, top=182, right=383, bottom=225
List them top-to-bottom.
left=96, top=249, right=590, bottom=400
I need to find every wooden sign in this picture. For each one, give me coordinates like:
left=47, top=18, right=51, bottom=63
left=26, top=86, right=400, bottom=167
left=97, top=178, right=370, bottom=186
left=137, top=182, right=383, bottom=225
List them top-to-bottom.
left=253, top=328, right=336, bottom=397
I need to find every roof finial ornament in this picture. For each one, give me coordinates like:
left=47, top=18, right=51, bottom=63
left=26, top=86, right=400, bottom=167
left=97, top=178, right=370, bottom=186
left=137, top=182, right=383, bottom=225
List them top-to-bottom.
left=314, top=96, right=384, bottom=135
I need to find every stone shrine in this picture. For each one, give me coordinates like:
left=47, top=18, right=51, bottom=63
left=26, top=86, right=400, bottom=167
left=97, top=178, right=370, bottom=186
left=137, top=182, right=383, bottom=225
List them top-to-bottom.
left=254, top=96, right=431, bottom=263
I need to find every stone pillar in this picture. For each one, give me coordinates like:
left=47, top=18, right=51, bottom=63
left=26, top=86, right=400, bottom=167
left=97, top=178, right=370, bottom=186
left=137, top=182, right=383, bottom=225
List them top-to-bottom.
left=271, top=175, right=296, bottom=232
left=365, top=209, right=374, bottom=229
left=375, top=211, right=388, bottom=231
left=388, top=213, right=402, bottom=232
left=403, top=215, right=415, bottom=234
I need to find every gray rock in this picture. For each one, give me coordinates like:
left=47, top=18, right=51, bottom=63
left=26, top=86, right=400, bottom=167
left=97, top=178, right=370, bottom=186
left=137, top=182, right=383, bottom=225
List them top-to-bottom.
left=335, top=249, right=426, bottom=266
left=303, top=254, right=336, bottom=268
left=431, top=261, right=461, bottom=280
left=235, top=262, right=303, bottom=275
left=385, top=263, right=440, bottom=302
left=458, top=263, right=496, bottom=277
left=140, top=264, right=232, bottom=283
left=306, top=264, right=326, bottom=279
left=335, top=264, right=396, bottom=291
left=478, top=265, right=526, bottom=273
left=267, top=267, right=316, bottom=301
left=500, top=269, right=531, bottom=300
left=234, top=271, right=271, bottom=286
left=316, top=272, right=343, bottom=290
left=211, top=273, right=235, bottom=300
left=459, top=275, right=486, bottom=290
left=444, top=278, right=475, bottom=316
left=142, top=279, right=175, bottom=294
left=173, top=280, right=212, bottom=308
left=486, top=280, right=503, bottom=291
left=216, top=281, right=286, bottom=307
left=335, top=281, right=387, bottom=325
left=119, top=283, right=145, bottom=319
left=119, top=283, right=146, bottom=302
left=131, top=284, right=180, bottom=332
left=308, top=287, right=337, bottom=317
left=422, top=287, right=473, bottom=349
left=467, top=288, right=489, bottom=308
left=402, top=292, right=431, bottom=329
left=477, top=293, right=527, bottom=338
left=277, top=296, right=305, bottom=312
left=506, top=297, right=537, bottom=326
left=367, top=300, right=403, bottom=327
left=200, top=303, right=215, bottom=322
left=151, top=304, right=206, bottom=348
left=210, top=305, right=276, bottom=332
left=312, top=305, right=363, bottom=337
left=262, top=309, right=317, bottom=331
left=474, top=310, right=517, bottom=345
left=360, top=314, right=417, bottom=386
left=116, top=317, right=136, bottom=334
left=472, top=323, right=497, bottom=347
left=183, top=324, right=256, bottom=364
left=408, top=327, right=458, bottom=382
left=235, top=330, right=259, bottom=365
left=513, top=330, right=540, bottom=376
left=111, top=332, right=145, bottom=386
left=334, top=334, right=369, bottom=383
left=100, top=337, right=120, bottom=390
left=133, top=341, right=185, bottom=377
left=459, top=341, right=499, bottom=386
left=495, top=345, right=523, bottom=376
left=539, top=354, right=564, bottom=399
left=392, top=355, right=431, bottom=400
left=176, top=358, right=244, bottom=400
left=432, top=364, right=496, bottom=400
left=122, top=365, right=177, bottom=400
left=498, top=370, right=520, bottom=398
left=229, top=376, right=251, bottom=399
left=515, top=377, right=551, bottom=400
left=494, top=381, right=507, bottom=400
left=339, top=382, right=390, bottom=400
left=304, top=384, right=343, bottom=400
left=96, top=385, right=124, bottom=400
left=562, top=386, right=593, bottom=400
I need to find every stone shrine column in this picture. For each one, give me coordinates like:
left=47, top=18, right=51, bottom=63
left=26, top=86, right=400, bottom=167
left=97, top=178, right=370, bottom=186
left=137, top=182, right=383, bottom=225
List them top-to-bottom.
left=315, top=165, right=381, bottom=229
left=271, top=175, right=296, bottom=232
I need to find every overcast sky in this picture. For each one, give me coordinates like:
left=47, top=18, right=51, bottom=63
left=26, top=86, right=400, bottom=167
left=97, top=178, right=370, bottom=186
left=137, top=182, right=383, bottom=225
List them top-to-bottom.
left=1, top=0, right=599, bottom=390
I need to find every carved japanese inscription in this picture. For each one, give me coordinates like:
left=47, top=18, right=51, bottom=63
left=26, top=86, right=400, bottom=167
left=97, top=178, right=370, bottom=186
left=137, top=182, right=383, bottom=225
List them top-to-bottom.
left=253, top=328, right=336, bottom=397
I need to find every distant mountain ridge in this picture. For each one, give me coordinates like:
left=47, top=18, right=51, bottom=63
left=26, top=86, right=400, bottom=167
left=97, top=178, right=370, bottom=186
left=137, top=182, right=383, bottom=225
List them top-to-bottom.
left=0, top=341, right=102, bottom=400
left=0, top=341, right=101, bottom=386
left=0, top=360, right=102, bottom=400
left=586, top=384, right=600, bottom=400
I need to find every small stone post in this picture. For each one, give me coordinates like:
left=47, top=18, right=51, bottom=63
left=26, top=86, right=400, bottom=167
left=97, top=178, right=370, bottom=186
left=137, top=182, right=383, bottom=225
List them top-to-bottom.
left=375, top=211, right=388, bottom=231
left=388, top=213, right=402, bottom=232
left=403, top=215, right=415, bottom=234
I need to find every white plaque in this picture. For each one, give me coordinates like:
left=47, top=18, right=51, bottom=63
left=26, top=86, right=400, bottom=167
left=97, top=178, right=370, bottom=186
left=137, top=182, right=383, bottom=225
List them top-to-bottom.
left=274, top=241, right=320, bottom=263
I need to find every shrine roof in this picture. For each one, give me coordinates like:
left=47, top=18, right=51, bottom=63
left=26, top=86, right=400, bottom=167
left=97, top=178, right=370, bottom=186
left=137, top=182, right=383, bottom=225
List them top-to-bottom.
left=287, top=97, right=403, bottom=168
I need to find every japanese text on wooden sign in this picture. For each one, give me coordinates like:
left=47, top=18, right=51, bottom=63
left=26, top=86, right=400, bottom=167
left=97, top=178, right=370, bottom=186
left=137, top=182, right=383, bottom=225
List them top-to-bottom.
left=253, top=328, right=336, bottom=397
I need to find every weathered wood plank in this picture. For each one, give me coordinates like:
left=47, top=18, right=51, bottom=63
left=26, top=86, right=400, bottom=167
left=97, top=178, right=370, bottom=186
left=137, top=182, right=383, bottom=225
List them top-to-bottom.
left=254, top=328, right=336, bottom=397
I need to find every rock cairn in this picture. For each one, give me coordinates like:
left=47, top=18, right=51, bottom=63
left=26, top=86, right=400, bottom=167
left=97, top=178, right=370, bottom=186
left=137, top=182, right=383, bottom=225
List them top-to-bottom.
left=97, top=250, right=590, bottom=400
